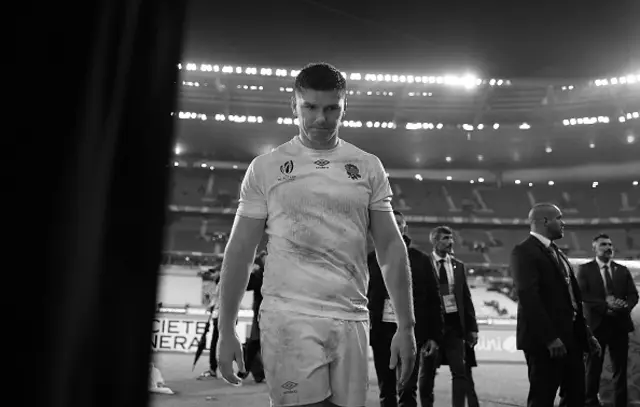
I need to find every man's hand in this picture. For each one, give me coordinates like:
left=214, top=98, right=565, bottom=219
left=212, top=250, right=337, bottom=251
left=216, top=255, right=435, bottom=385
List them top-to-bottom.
left=389, top=327, right=417, bottom=388
left=467, top=331, right=479, bottom=347
left=216, top=332, right=246, bottom=386
left=588, top=336, right=602, bottom=357
left=547, top=338, right=567, bottom=358
left=422, top=339, right=438, bottom=358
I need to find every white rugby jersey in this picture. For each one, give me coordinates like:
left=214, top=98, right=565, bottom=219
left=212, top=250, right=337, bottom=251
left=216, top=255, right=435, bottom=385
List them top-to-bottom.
left=236, top=136, right=393, bottom=320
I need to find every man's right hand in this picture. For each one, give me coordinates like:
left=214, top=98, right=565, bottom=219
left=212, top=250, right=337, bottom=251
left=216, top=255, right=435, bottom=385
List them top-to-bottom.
left=389, top=326, right=417, bottom=389
left=216, top=332, right=246, bottom=386
left=547, top=338, right=567, bottom=358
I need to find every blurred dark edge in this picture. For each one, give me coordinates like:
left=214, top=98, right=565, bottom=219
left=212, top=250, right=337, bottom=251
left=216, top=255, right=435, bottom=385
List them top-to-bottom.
left=16, top=1, right=187, bottom=406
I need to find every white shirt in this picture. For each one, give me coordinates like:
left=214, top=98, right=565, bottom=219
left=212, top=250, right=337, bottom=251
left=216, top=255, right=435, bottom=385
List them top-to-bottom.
left=237, top=136, right=393, bottom=321
left=530, top=231, right=552, bottom=248
left=432, top=252, right=455, bottom=289
left=595, top=257, right=613, bottom=292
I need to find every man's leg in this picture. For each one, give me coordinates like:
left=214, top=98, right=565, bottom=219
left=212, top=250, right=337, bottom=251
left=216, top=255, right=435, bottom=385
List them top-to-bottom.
left=259, top=309, right=333, bottom=406
left=210, top=318, right=219, bottom=372
left=328, top=318, right=370, bottom=407
left=585, top=324, right=609, bottom=406
left=371, top=325, right=398, bottom=407
left=608, top=329, right=629, bottom=407
left=443, top=336, right=469, bottom=407
left=242, top=338, right=264, bottom=381
left=558, top=339, right=586, bottom=407
left=396, top=341, right=421, bottom=407
left=417, top=345, right=438, bottom=407
left=524, top=350, right=563, bottom=407
left=465, top=365, right=480, bottom=407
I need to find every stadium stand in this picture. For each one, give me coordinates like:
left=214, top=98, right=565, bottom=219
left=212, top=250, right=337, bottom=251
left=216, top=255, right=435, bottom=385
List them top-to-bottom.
left=166, top=167, right=639, bottom=262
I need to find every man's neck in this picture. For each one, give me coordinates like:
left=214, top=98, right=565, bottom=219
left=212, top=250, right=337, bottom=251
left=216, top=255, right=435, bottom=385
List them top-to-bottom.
left=297, top=134, right=339, bottom=150
left=531, top=228, right=551, bottom=240
left=435, top=250, right=448, bottom=259
left=596, top=256, right=611, bottom=265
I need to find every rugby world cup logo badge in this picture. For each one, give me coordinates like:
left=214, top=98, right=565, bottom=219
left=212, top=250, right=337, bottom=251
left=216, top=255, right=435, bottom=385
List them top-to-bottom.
left=278, top=160, right=296, bottom=181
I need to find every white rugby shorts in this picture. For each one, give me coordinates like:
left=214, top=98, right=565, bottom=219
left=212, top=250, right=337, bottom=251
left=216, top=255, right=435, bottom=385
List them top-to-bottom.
left=259, top=309, right=370, bottom=407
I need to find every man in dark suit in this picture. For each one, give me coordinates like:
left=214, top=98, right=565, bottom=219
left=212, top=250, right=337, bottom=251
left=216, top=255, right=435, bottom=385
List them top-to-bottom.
left=510, top=203, right=601, bottom=407
left=368, top=210, right=444, bottom=407
left=420, top=226, right=478, bottom=407
left=577, top=233, right=638, bottom=407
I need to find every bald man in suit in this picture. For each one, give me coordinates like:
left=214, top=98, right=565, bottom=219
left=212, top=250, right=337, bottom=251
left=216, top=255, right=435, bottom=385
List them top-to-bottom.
left=510, top=203, right=601, bottom=407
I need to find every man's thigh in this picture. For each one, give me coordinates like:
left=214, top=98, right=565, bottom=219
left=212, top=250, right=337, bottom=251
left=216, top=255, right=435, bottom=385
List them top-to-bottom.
left=259, top=309, right=333, bottom=407
left=328, top=318, right=370, bottom=407
left=443, top=336, right=466, bottom=376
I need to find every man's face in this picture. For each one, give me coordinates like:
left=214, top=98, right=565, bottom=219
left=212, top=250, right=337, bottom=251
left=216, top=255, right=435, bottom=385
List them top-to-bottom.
left=292, top=88, right=345, bottom=145
left=544, top=206, right=565, bottom=240
left=394, top=214, right=407, bottom=235
left=435, top=233, right=454, bottom=255
left=593, top=237, right=614, bottom=261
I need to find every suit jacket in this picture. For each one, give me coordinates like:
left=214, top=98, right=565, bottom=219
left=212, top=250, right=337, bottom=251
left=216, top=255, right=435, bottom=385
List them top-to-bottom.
left=511, top=235, right=591, bottom=352
left=367, top=236, right=444, bottom=346
left=435, top=256, right=479, bottom=367
left=444, top=256, right=479, bottom=337
left=246, top=259, right=264, bottom=340
left=576, top=260, right=639, bottom=333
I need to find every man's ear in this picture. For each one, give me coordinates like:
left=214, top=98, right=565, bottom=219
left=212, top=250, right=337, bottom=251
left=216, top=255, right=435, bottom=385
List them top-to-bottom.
left=291, top=96, right=297, bottom=117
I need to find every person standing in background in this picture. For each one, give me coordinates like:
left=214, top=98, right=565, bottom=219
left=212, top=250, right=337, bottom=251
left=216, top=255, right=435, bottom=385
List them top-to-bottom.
left=510, top=203, right=601, bottom=407
left=368, top=210, right=443, bottom=407
left=420, top=226, right=478, bottom=407
left=577, top=233, right=638, bottom=407
left=239, top=250, right=267, bottom=383
left=198, top=270, right=221, bottom=380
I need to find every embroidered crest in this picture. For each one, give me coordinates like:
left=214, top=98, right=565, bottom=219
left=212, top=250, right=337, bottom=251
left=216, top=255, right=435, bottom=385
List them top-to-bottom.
left=345, top=163, right=361, bottom=180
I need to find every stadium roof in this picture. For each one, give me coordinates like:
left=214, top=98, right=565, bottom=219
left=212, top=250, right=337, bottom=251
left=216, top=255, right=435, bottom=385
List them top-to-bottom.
left=183, top=0, right=638, bottom=79
left=176, top=64, right=640, bottom=174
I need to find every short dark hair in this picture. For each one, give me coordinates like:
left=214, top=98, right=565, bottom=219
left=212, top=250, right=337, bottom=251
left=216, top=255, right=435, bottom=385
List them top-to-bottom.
left=294, top=62, right=347, bottom=94
left=392, top=210, right=404, bottom=218
left=430, top=225, right=453, bottom=243
left=593, top=233, right=610, bottom=242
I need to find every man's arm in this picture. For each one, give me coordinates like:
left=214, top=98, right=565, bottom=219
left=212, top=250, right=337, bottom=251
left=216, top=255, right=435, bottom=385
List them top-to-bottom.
left=218, top=157, right=267, bottom=337
left=369, top=210, right=415, bottom=330
left=217, top=215, right=266, bottom=335
left=510, top=245, right=557, bottom=346
left=459, top=263, right=478, bottom=333
left=576, top=264, right=603, bottom=303
left=623, top=266, right=639, bottom=311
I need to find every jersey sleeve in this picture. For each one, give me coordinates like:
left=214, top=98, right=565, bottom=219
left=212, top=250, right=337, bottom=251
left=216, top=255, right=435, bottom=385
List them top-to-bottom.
left=369, top=155, right=393, bottom=211
left=236, top=158, right=268, bottom=219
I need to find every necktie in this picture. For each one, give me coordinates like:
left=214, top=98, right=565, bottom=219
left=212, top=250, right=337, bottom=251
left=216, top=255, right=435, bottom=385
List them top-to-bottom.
left=549, top=243, right=567, bottom=277
left=551, top=243, right=578, bottom=311
left=438, top=259, right=450, bottom=295
left=603, top=265, right=614, bottom=296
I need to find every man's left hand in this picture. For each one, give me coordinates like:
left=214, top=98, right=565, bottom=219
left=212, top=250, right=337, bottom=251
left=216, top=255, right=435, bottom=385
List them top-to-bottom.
left=468, top=331, right=479, bottom=347
left=588, top=336, right=602, bottom=357
left=423, top=340, right=438, bottom=357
